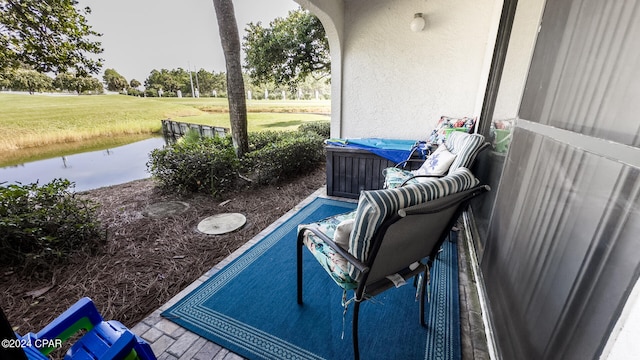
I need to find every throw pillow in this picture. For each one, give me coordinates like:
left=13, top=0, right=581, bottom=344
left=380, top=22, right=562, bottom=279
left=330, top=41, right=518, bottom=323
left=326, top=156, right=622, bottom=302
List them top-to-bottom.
left=445, top=132, right=485, bottom=171
left=413, top=146, right=457, bottom=176
left=334, top=219, right=355, bottom=250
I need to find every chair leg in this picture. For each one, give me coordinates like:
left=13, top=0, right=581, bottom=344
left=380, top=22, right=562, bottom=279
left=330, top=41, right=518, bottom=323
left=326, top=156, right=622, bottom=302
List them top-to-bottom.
left=296, top=232, right=304, bottom=305
left=419, top=268, right=427, bottom=326
left=353, top=301, right=361, bottom=360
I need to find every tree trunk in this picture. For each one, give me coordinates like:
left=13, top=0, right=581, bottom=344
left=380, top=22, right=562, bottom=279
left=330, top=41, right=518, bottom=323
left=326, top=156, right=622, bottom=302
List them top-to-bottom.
left=212, top=0, right=249, bottom=158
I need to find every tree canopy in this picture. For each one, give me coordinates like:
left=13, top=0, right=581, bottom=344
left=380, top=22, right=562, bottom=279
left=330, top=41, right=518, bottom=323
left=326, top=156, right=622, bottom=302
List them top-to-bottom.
left=0, top=0, right=103, bottom=75
left=243, top=8, right=330, bottom=90
left=103, top=68, right=127, bottom=92
left=6, top=69, right=52, bottom=93
left=53, top=72, right=102, bottom=93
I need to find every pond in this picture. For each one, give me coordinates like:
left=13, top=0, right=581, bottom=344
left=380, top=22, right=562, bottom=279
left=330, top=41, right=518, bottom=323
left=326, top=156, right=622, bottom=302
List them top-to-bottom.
left=0, top=137, right=167, bottom=192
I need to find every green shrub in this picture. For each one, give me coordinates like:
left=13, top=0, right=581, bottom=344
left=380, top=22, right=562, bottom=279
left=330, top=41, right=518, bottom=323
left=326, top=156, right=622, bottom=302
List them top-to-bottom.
left=126, top=88, right=143, bottom=97
left=298, top=121, right=330, bottom=138
left=178, top=128, right=204, bottom=145
left=149, top=129, right=325, bottom=192
left=247, top=130, right=291, bottom=151
left=242, top=131, right=325, bottom=184
left=148, top=135, right=239, bottom=195
left=0, top=179, right=105, bottom=276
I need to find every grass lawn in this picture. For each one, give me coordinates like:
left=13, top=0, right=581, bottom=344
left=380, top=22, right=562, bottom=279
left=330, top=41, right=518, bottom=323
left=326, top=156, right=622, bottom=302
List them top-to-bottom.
left=0, top=93, right=329, bottom=161
left=159, top=97, right=331, bottom=114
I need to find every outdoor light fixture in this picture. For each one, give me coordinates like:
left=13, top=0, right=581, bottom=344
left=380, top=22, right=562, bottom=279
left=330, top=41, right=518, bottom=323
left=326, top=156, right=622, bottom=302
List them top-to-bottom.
left=410, top=13, right=426, bottom=32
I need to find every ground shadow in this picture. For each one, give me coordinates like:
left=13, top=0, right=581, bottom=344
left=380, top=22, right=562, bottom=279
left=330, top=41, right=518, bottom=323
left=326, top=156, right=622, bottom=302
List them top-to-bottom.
left=262, top=120, right=303, bottom=128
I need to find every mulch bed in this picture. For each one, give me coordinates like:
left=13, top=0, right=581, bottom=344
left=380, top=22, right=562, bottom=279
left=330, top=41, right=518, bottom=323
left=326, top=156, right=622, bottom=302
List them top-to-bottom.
left=1, top=165, right=327, bottom=336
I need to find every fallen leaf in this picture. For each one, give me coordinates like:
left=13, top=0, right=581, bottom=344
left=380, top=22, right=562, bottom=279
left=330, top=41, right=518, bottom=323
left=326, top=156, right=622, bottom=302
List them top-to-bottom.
left=219, top=199, right=232, bottom=207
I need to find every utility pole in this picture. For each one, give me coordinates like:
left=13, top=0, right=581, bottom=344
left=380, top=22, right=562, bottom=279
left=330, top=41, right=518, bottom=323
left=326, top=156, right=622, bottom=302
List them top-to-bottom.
left=195, top=69, right=200, bottom=98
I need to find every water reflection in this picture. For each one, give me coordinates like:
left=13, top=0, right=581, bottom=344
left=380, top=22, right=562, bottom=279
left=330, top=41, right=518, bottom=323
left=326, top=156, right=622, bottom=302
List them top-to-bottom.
left=0, top=137, right=167, bottom=192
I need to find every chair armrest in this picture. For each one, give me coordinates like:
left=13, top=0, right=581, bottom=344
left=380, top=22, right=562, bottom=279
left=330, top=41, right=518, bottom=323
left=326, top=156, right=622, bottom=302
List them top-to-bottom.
left=393, top=142, right=432, bottom=169
left=394, top=158, right=425, bottom=169
left=399, top=174, right=445, bottom=187
left=398, top=184, right=491, bottom=217
left=299, top=225, right=370, bottom=274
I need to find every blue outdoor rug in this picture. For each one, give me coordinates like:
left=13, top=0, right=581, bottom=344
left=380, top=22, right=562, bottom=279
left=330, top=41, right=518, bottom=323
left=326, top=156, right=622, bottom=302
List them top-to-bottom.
left=161, top=197, right=461, bottom=360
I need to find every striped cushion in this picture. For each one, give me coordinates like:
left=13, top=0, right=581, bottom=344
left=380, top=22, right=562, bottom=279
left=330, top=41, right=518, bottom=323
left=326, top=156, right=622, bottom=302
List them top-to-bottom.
left=445, top=132, right=485, bottom=171
left=348, top=167, right=479, bottom=279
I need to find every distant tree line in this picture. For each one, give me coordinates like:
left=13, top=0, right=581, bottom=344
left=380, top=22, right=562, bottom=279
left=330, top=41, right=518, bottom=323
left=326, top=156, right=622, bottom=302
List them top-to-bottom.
left=0, top=66, right=330, bottom=99
left=104, top=66, right=330, bottom=100
left=0, top=68, right=103, bottom=94
left=140, top=68, right=227, bottom=98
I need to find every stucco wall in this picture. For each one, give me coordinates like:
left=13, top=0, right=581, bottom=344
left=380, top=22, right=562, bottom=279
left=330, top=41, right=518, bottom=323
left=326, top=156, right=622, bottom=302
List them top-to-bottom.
left=338, top=0, right=497, bottom=139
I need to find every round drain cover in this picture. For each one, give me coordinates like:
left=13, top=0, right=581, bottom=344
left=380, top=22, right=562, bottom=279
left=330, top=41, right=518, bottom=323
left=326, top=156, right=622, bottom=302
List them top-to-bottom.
left=197, top=213, right=246, bottom=235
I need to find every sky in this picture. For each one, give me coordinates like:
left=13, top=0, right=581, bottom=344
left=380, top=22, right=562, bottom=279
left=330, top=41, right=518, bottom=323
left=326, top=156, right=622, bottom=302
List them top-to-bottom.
left=78, top=0, right=299, bottom=82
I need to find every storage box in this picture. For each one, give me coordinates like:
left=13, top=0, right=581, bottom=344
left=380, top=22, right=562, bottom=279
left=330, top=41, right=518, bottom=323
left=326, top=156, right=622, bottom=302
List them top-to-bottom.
left=325, top=145, right=422, bottom=198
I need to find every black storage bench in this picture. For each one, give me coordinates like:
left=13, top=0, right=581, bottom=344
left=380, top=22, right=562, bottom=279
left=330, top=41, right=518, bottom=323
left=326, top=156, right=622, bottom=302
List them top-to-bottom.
left=325, top=145, right=422, bottom=199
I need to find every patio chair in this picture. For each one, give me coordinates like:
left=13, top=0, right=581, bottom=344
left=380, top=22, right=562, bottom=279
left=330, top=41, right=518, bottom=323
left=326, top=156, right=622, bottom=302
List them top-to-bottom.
left=383, top=131, right=489, bottom=189
left=297, top=167, right=489, bottom=359
left=0, top=297, right=156, bottom=360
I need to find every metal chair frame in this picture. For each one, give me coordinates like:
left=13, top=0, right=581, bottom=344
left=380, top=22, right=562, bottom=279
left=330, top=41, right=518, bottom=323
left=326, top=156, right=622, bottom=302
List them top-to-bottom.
left=297, top=184, right=490, bottom=359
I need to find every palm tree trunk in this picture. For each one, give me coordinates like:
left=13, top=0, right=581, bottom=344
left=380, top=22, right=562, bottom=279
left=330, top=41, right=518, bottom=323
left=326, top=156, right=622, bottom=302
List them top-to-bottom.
left=212, top=0, right=248, bottom=157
